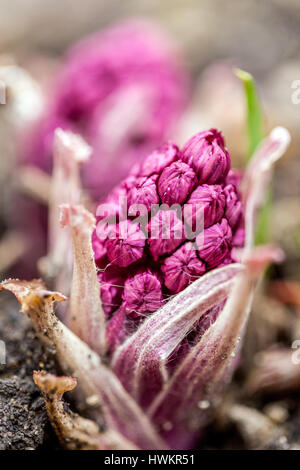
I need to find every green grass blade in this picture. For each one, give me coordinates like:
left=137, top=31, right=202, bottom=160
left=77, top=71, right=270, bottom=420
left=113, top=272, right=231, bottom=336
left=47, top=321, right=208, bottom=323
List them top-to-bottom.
left=235, top=68, right=264, bottom=160
left=235, top=68, right=270, bottom=244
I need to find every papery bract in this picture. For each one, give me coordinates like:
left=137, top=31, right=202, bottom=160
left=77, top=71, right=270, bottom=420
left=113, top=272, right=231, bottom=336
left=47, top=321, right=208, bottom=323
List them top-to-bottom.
left=60, top=204, right=106, bottom=355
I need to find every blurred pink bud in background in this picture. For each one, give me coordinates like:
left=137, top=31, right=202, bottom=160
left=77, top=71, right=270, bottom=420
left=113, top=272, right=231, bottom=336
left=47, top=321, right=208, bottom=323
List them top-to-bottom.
left=20, top=19, right=189, bottom=200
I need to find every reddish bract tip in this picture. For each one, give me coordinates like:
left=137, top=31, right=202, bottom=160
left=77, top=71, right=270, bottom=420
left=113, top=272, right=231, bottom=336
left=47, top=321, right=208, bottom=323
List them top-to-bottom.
left=244, top=245, right=285, bottom=278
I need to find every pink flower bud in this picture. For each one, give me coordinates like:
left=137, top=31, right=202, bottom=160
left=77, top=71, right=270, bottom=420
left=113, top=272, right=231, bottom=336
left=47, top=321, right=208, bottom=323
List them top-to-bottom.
left=21, top=20, right=189, bottom=202
left=181, top=128, right=230, bottom=184
left=92, top=130, right=244, bottom=319
left=139, top=142, right=179, bottom=177
left=158, top=161, right=196, bottom=205
left=225, top=169, right=243, bottom=190
left=128, top=174, right=159, bottom=212
left=96, top=175, right=137, bottom=224
left=185, top=184, right=225, bottom=230
left=224, top=184, right=243, bottom=228
left=148, top=209, right=185, bottom=260
left=196, top=218, right=232, bottom=268
left=105, top=220, right=146, bottom=267
left=233, top=225, right=245, bottom=248
left=92, top=230, right=107, bottom=267
left=162, top=242, right=206, bottom=293
left=218, top=255, right=234, bottom=267
left=98, top=266, right=125, bottom=317
left=122, top=270, right=163, bottom=317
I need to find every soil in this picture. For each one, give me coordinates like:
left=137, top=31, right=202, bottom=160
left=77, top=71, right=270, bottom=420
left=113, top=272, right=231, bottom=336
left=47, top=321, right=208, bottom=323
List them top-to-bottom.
left=0, top=291, right=60, bottom=450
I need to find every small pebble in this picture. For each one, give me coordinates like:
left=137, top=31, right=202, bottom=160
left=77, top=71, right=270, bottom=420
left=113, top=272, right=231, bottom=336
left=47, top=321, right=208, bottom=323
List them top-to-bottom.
left=86, top=394, right=101, bottom=407
left=197, top=400, right=210, bottom=410
left=264, top=402, right=289, bottom=424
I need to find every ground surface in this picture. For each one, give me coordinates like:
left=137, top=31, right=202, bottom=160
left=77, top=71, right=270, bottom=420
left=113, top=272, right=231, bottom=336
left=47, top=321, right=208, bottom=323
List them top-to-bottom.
left=0, top=292, right=60, bottom=450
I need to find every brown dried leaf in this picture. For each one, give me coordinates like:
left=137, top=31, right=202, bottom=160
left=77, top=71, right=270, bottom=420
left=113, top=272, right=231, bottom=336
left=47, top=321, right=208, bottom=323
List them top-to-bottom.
left=34, top=371, right=138, bottom=450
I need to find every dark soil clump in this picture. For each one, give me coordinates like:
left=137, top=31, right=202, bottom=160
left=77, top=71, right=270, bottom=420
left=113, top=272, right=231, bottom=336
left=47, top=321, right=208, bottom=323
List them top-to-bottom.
left=0, top=292, right=60, bottom=450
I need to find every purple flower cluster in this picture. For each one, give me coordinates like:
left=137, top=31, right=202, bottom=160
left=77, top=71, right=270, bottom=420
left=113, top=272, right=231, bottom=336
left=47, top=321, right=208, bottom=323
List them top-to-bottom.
left=21, top=20, right=188, bottom=200
left=93, top=129, right=244, bottom=318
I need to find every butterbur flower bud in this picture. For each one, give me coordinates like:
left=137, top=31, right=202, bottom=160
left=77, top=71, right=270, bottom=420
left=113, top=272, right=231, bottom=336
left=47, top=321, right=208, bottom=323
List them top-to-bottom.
left=181, top=128, right=230, bottom=184
left=94, top=129, right=241, bottom=318
left=140, top=142, right=179, bottom=177
left=158, top=161, right=196, bottom=205
left=225, top=169, right=243, bottom=191
left=128, top=174, right=159, bottom=212
left=105, top=175, right=139, bottom=220
left=185, top=184, right=225, bottom=230
left=224, top=184, right=243, bottom=228
left=148, top=209, right=185, bottom=260
left=197, top=218, right=232, bottom=268
left=105, top=220, right=146, bottom=267
left=233, top=224, right=246, bottom=248
left=92, top=231, right=107, bottom=266
left=162, top=242, right=206, bottom=293
left=219, top=254, right=234, bottom=266
left=98, top=267, right=125, bottom=318
left=122, top=270, right=163, bottom=318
